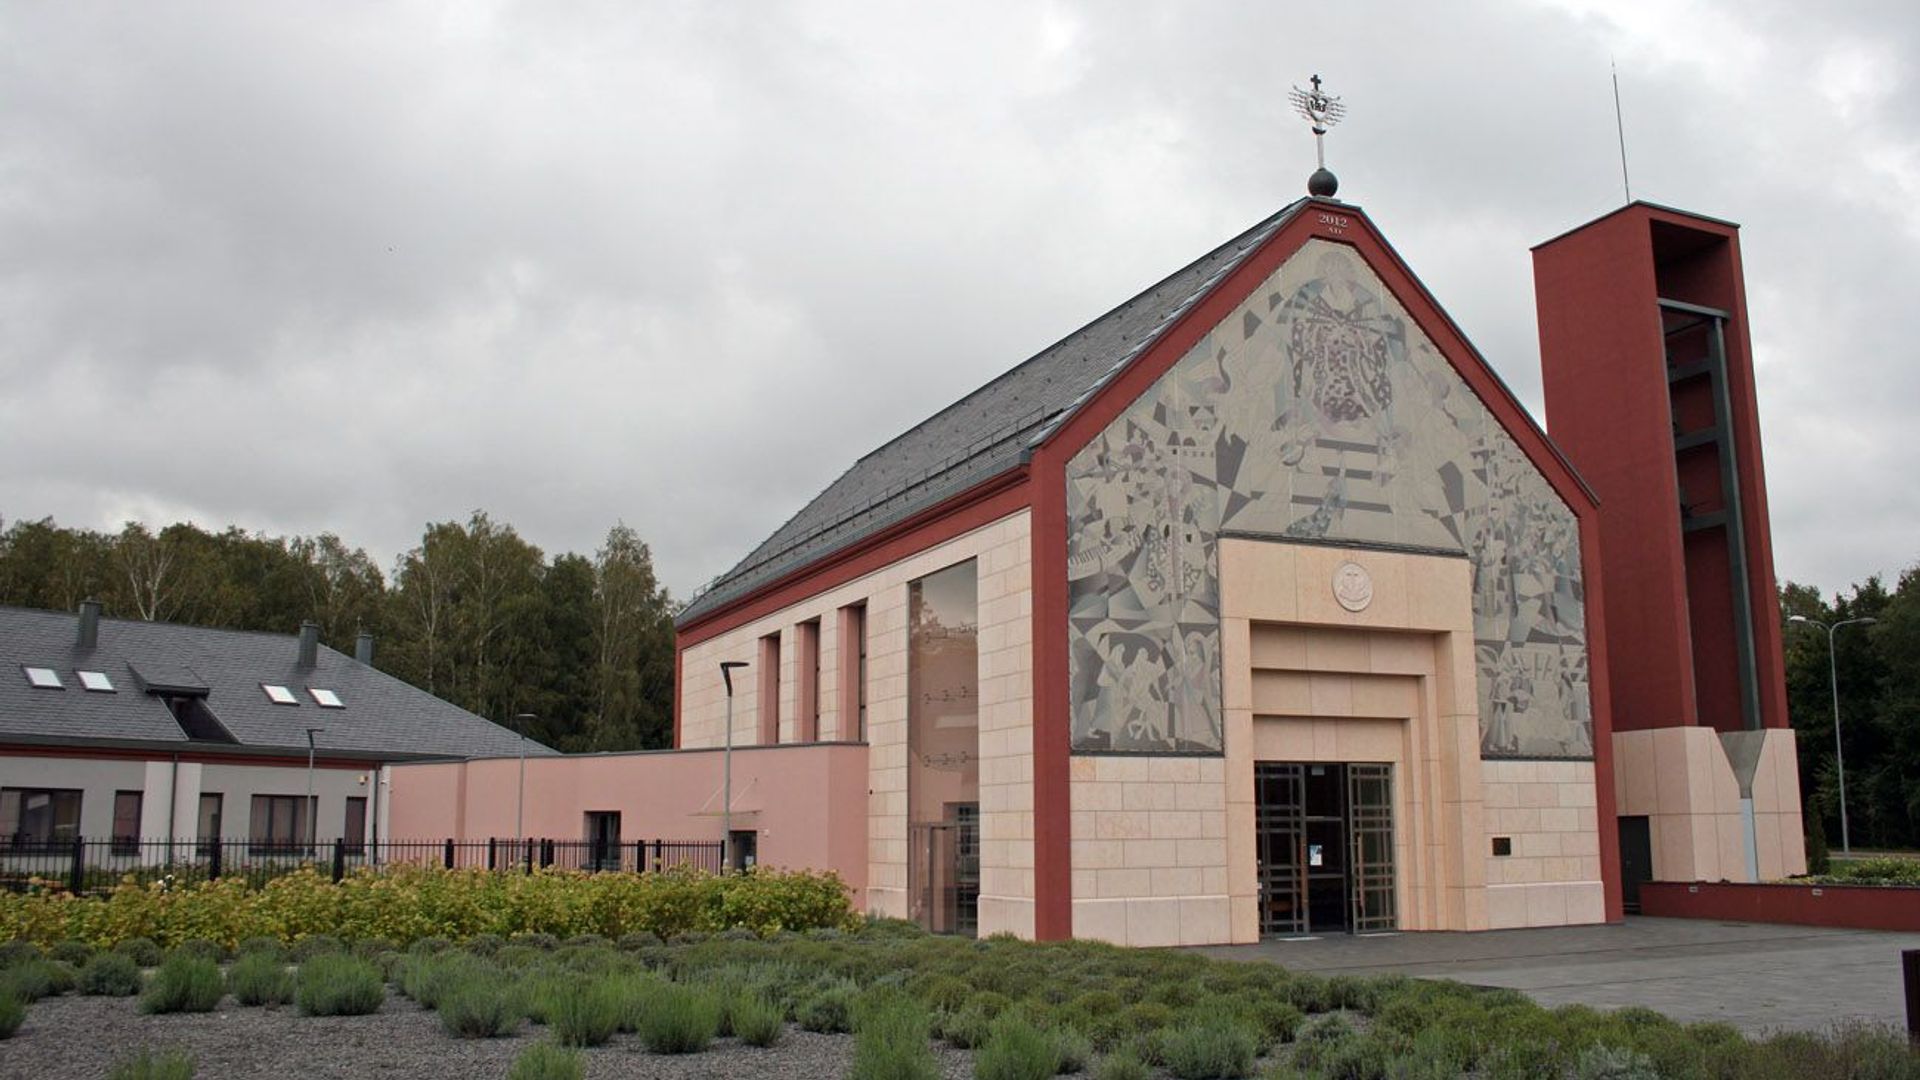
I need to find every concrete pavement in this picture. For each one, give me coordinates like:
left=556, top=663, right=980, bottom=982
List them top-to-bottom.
left=1190, top=917, right=1920, bottom=1035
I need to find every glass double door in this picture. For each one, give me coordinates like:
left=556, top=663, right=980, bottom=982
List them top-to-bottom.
left=1255, top=762, right=1395, bottom=936
left=908, top=805, right=979, bottom=937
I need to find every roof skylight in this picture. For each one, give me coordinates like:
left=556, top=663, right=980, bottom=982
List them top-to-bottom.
left=24, top=666, right=63, bottom=689
left=77, top=670, right=115, bottom=692
left=262, top=684, right=298, bottom=705
left=309, top=688, right=344, bottom=709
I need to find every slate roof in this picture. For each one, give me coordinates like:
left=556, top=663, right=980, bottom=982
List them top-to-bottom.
left=678, top=199, right=1309, bottom=625
left=0, top=605, right=553, bottom=760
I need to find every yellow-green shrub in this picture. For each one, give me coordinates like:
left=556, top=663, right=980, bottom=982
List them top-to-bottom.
left=0, top=865, right=854, bottom=949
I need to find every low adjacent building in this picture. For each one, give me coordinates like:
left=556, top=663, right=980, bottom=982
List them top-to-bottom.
left=0, top=602, right=546, bottom=856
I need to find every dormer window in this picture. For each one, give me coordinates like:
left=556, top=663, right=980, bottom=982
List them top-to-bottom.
left=23, top=667, right=62, bottom=689
left=77, top=670, right=115, bottom=692
left=262, top=684, right=298, bottom=705
left=309, top=688, right=344, bottom=709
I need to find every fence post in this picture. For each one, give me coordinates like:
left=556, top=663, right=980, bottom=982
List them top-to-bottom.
left=68, top=837, right=85, bottom=896
left=487, top=837, right=497, bottom=871
left=209, top=838, right=222, bottom=881
left=443, top=838, right=455, bottom=870
left=524, top=838, right=533, bottom=875
left=540, top=838, right=554, bottom=869
left=652, top=839, right=662, bottom=874
left=331, top=840, right=346, bottom=883
left=1903, top=949, right=1918, bottom=1048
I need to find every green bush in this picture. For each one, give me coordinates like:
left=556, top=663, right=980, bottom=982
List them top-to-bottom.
left=1823, top=855, right=1920, bottom=886
left=465, top=933, right=506, bottom=957
left=290, top=934, right=347, bottom=962
left=235, top=936, right=287, bottom=962
left=408, top=936, right=454, bottom=956
left=114, top=938, right=164, bottom=967
left=168, top=938, right=227, bottom=964
left=49, top=939, right=95, bottom=965
left=0, top=941, right=41, bottom=968
left=79, top=952, right=143, bottom=996
left=226, top=952, right=294, bottom=1006
left=400, top=953, right=498, bottom=1010
left=295, top=954, right=384, bottom=1016
left=140, top=955, right=224, bottom=1013
left=5, top=958, right=75, bottom=1001
left=796, top=976, right=860, bottom=1033
left=439, top=977, right=522, bottom=1038
left=544, top=977, right=623, bottom=1047
left=637, top=983, right=721, bottom=1054
left=0, top=991, right=24, bottom=1039
left=731, top=992, right=785, bottom=1047
left=849, top=993, right=939, bottom=1080
left=977, top=1017, right=1062, bottom=1080
left=1160, top=1019, right=1260, bottom=1080
left=1053, top=1025, right=1094, bottom=1074
left=508, top=1041, right=584, bottom=1080
left=1575, top=1043, right=1659, bottom=1080
left=106, top=1049, right=195, bottom=1080
left=1093, top=1051, right=1150, bottom=1080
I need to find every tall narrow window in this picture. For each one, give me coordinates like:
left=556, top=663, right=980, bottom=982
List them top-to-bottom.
left=906, top=561, right=980, bottom=936
left=840, top=602, right=868, bottom=742
left=796, top=619, right=821, bottom=742
left=757, top=633, right=781, bottom=744
left=111, top=791, right=143, bottom=856
left=197, top=793, right=223, bottom=858
left=342, top=797, right=367, bottom=855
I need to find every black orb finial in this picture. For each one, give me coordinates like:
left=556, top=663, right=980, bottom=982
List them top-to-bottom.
left=1308, top=168, right=1339, bottom=198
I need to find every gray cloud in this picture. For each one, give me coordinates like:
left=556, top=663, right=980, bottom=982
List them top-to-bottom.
left=2, top=0, right=1913, bottom=601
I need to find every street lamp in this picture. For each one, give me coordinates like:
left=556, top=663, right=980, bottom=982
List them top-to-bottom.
left=1788, top=614, right=1877, bottom=855
left=719, top=661, right=749, bottom=873
left=514, top=713, right=537, bottom=845
left=304, top=727, right=325, bottom=855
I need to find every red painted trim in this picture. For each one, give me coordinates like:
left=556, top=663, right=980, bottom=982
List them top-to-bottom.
left=1029, top=443, right=1073, bottom=940
left=676, top=467, right=1032, bottom=648
left=672, top=646, right=684, bottom=750
left=0, top=743, right=369, bottom=770
left=1640, top=881, right=1920, bottom=932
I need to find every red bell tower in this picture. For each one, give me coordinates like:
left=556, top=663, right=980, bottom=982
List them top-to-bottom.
left=1533, top=202, right=1805, bottom=899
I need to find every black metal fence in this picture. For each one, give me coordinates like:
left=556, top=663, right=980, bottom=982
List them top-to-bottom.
left=0, top=836, right=725, bottom=897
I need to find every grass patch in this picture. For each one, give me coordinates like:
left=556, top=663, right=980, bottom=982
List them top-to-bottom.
left=112, top=938, right=163, bottom=968
left=79, top=952, right=143, bottom=997
left=226, top=952, right=295, bottom=1007
left=295, top=954, right=384, bottom=1016
left=139, top=955, right=223, bottom=1014
left=5, top=958, right=76, bottom=1001
left=439, top=977, right=523, bottom=1038
left=542, top=977, right=623, bottom=1047
left=635, top=983, right=721, bottom=1054
left=0, top=990, right=25, bottom=1039
left=730, top=992, right=785, bottom=1047
left=849, top=992, right=939, bottom=1080
left=976, top=1016, right=1061, bottom=1080
left=1160, top=1018, right=1261, bottom=1080
left=507, top=1041, right=584, bottom=1080
left=106, top=1048, right=195, bottom=1080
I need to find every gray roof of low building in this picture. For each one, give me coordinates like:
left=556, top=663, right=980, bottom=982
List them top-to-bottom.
left=678, top=199, right=1308, bottom=626
left=0, top=605, right=554, bottom=760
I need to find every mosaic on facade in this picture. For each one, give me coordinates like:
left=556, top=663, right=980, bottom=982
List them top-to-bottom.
left=1066, top=239, right=1591, bottom=759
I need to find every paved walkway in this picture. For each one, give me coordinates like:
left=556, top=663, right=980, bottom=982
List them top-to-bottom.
left=1190, top=917, right=1920, bottom=1035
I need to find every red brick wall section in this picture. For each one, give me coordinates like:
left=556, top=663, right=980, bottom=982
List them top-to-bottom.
left=1640, top=881, right=1920, bottom=932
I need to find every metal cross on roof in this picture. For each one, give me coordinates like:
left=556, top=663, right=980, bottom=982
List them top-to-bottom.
left=1288, top=73, right=1346, bottom=198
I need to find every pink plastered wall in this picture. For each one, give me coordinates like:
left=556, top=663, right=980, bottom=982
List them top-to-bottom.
left=385, top=742, right=870, bottom=907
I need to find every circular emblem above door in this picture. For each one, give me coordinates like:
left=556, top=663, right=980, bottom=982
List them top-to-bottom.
left=1332, top=561, right=1374, bottom=612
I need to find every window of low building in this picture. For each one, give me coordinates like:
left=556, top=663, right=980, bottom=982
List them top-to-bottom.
left=1, top=787, right=82, bottom=849
left=112, top=791, right=143, bottom=855
left=249, top=794, right=315, bottom=854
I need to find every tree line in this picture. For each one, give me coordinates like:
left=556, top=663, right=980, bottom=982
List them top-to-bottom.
left=0, top=512, right=676, bottom=752
left=1781, top=567, right=1920, bottom=852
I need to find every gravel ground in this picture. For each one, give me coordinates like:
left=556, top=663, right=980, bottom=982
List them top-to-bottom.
left=0, top=995, right=979, bottom=1079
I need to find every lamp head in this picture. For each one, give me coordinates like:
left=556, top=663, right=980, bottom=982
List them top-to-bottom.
left=1788, top=615, right=1809, bottom=624
left=720, top=660, right=749, bottom=696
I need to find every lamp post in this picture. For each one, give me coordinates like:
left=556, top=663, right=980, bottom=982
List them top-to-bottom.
left=1788, top=614, right=1877, bottom=855
left=719, top=661, right=748, bottom=873
left=513, top=713, right=537, bottom=845
left=304, top=727, right=325, bottom=855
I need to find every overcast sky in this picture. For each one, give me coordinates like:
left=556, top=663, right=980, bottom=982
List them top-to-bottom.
left=2, top=1, right=1914, bottom=604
